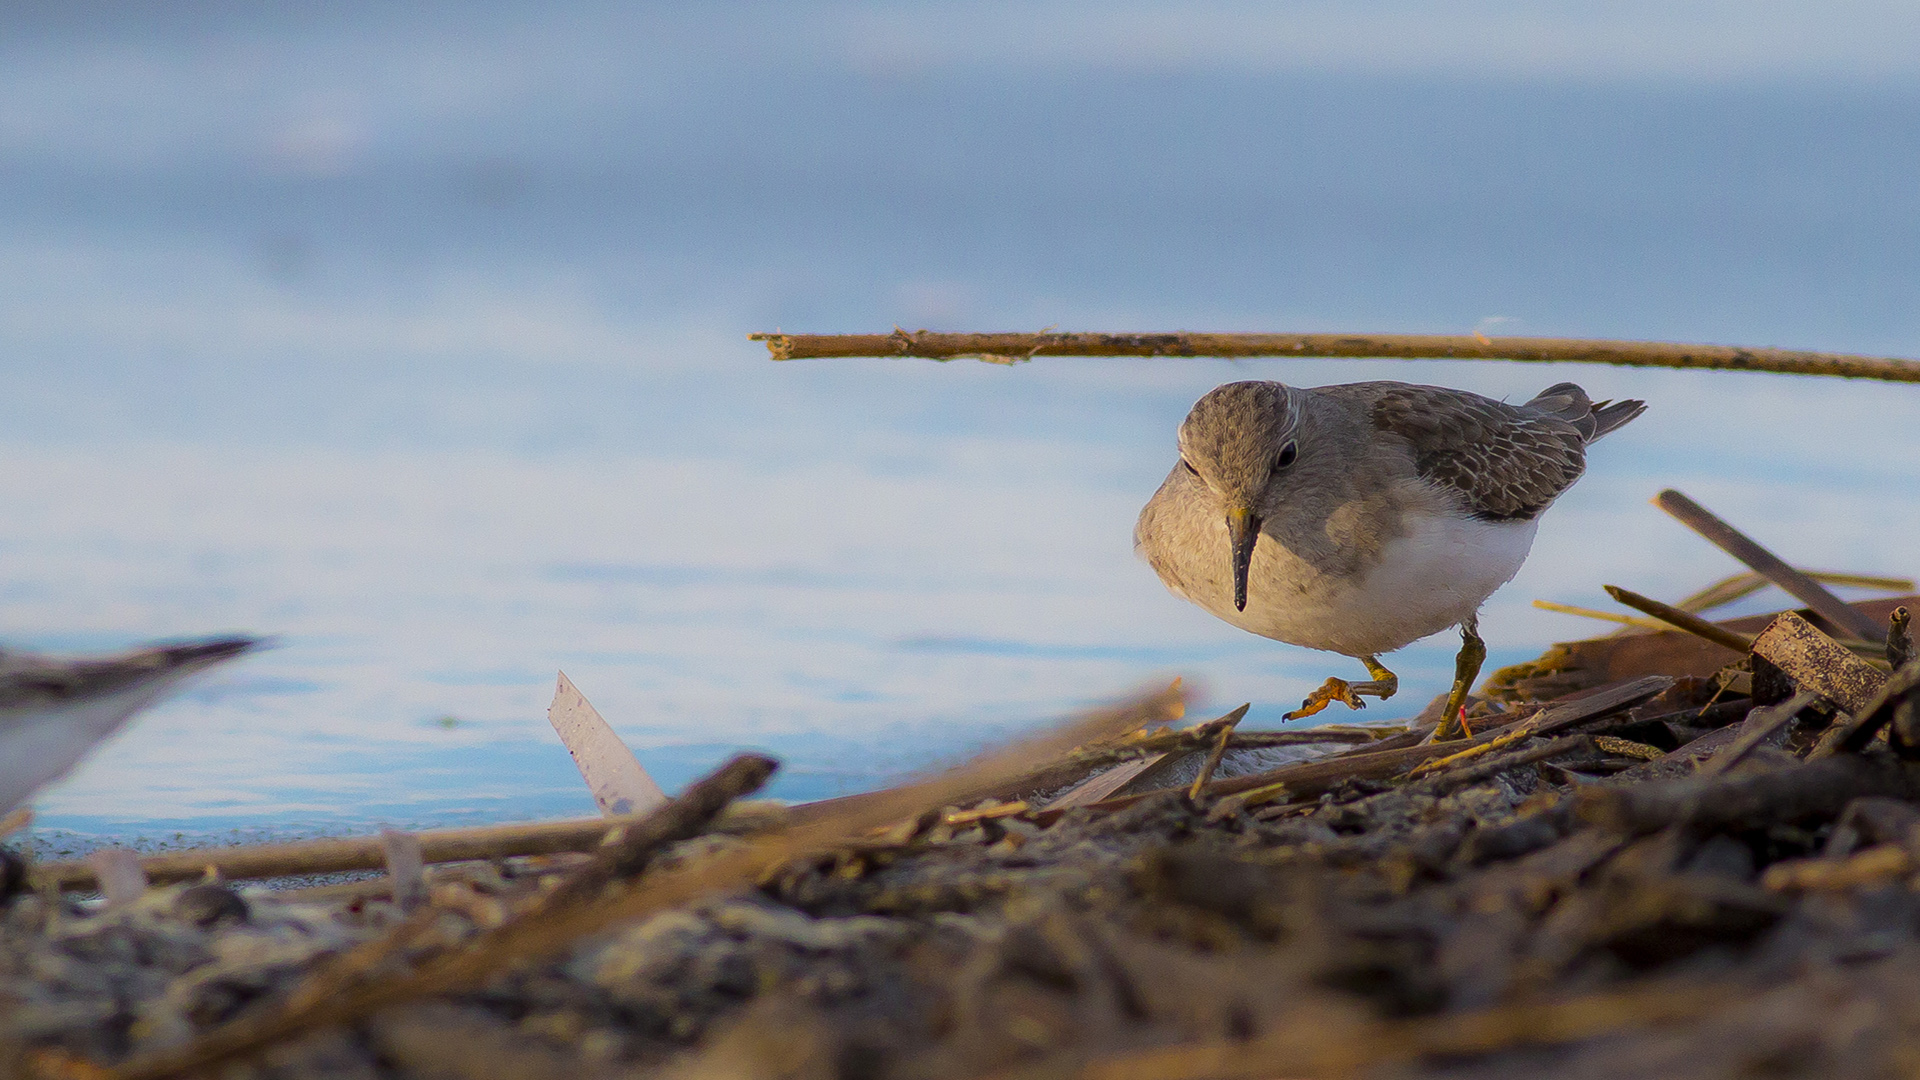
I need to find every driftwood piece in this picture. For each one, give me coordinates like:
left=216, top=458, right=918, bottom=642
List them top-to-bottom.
left=749, top=330, right=1920, bottom=383
left=1655, top=490, right=1888, bottom=644
left=1753, top=612, right=1887, bottom=718
left=1578, top=755, right=1920, bottom=835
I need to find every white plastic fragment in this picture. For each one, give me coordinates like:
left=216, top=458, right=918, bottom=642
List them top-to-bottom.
left=547, top=671, right=668, bottom=818
left=381, top=829, right=427, bottom=911
left=87, top=848, right=148, bottom=906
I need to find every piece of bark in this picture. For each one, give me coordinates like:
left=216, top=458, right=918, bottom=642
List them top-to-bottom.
left=1752, top=612, right=1887, bottom=717
left=1827, top=660, right=1920, bottom=758
left=1697, top=690, right=1818, bottom=778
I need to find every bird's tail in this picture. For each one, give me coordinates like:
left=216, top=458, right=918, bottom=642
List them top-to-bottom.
left=1526, top=382, right=1647, bottom=444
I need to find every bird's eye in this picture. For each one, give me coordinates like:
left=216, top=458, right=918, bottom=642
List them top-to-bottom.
left=1275, top=441, right=1298, bottom=470
left=1181, top=458, right=1200, bottom=477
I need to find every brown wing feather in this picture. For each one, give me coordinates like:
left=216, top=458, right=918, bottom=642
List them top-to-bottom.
left=1353, top=383, right=1591, bottom=521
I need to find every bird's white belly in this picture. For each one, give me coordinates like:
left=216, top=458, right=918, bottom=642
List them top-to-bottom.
left=1222, top=512, right=1538, bottom=657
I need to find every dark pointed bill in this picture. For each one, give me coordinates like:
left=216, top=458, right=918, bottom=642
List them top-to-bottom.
left=1226, top=507, right=1260, bottom=611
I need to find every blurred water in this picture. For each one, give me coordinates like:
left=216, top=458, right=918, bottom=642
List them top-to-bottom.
left=2, top=2, right=1917, bottom=840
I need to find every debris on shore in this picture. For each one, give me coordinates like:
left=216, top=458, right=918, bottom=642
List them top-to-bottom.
left=5, top=492, right=1920, bottom=1080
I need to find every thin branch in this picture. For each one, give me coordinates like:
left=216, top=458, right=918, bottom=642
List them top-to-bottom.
left=749, top=330, right=1920, bottom=383
left=1655, top=490, right=1888, bottom=643
left=1675, top=570, right=1914, bottom=616
left=1604, top=585, right=1755, bottom=654
left=34, top=814, right=630, bottom=892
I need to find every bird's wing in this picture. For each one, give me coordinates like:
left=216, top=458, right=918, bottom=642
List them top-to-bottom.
left=1357, top=383, right=1590, bottom=521
left=0, top=638, right=256, bottom=710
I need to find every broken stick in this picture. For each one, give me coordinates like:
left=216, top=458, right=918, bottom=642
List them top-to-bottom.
left=1603, top=585, right=1754, bottom=654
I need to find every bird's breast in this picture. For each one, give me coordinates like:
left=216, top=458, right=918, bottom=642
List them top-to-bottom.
left=1140, top=495, right=1537, bottom=657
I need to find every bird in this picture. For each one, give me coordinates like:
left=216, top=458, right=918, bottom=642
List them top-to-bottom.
left=1136, top=379, right=1644, bottom=738
left=0, top=635, right=260, bottom=816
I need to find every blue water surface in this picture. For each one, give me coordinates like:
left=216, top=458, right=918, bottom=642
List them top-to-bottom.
left=1, top=2, right=1917, bottom=844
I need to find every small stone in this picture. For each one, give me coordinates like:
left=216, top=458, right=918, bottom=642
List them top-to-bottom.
left=175, top=883, right=250, bottom=928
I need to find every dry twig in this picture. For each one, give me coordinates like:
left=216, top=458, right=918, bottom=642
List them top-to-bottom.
left=750, top=330, right=1920, bottom=383
left=1654, top=490, right=1888, bottom=643
left=1603, top=585, right=1754, bottom=654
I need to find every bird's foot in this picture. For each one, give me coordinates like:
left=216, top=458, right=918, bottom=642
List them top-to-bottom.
left=1432, top=621, right=1488, bottom=742
left=1284, top=673, right=1396, bottom=721
left=1284, top=678, right=1364, bottom=720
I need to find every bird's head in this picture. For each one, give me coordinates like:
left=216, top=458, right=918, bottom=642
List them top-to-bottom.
left=1176, top=381, right=1303, bottom=612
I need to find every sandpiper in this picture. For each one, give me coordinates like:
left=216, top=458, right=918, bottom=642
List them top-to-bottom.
left=1136, top=380, right=1644, bottom=737
left=0, top=636, right=260, bottom=815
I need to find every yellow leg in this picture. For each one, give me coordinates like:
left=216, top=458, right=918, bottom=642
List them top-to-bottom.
left=1434, top=619, right=1487, bottom=741
left=1284, top=656, right=1399, bottom=720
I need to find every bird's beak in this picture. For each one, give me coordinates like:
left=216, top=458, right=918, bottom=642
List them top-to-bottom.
left=1226, top=506, right=1261, bottom=612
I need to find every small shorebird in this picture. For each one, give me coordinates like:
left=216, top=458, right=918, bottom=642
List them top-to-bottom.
left=1136, top=380, right=1644, bottom=737
left=0, top=636, right=260, bottom=815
